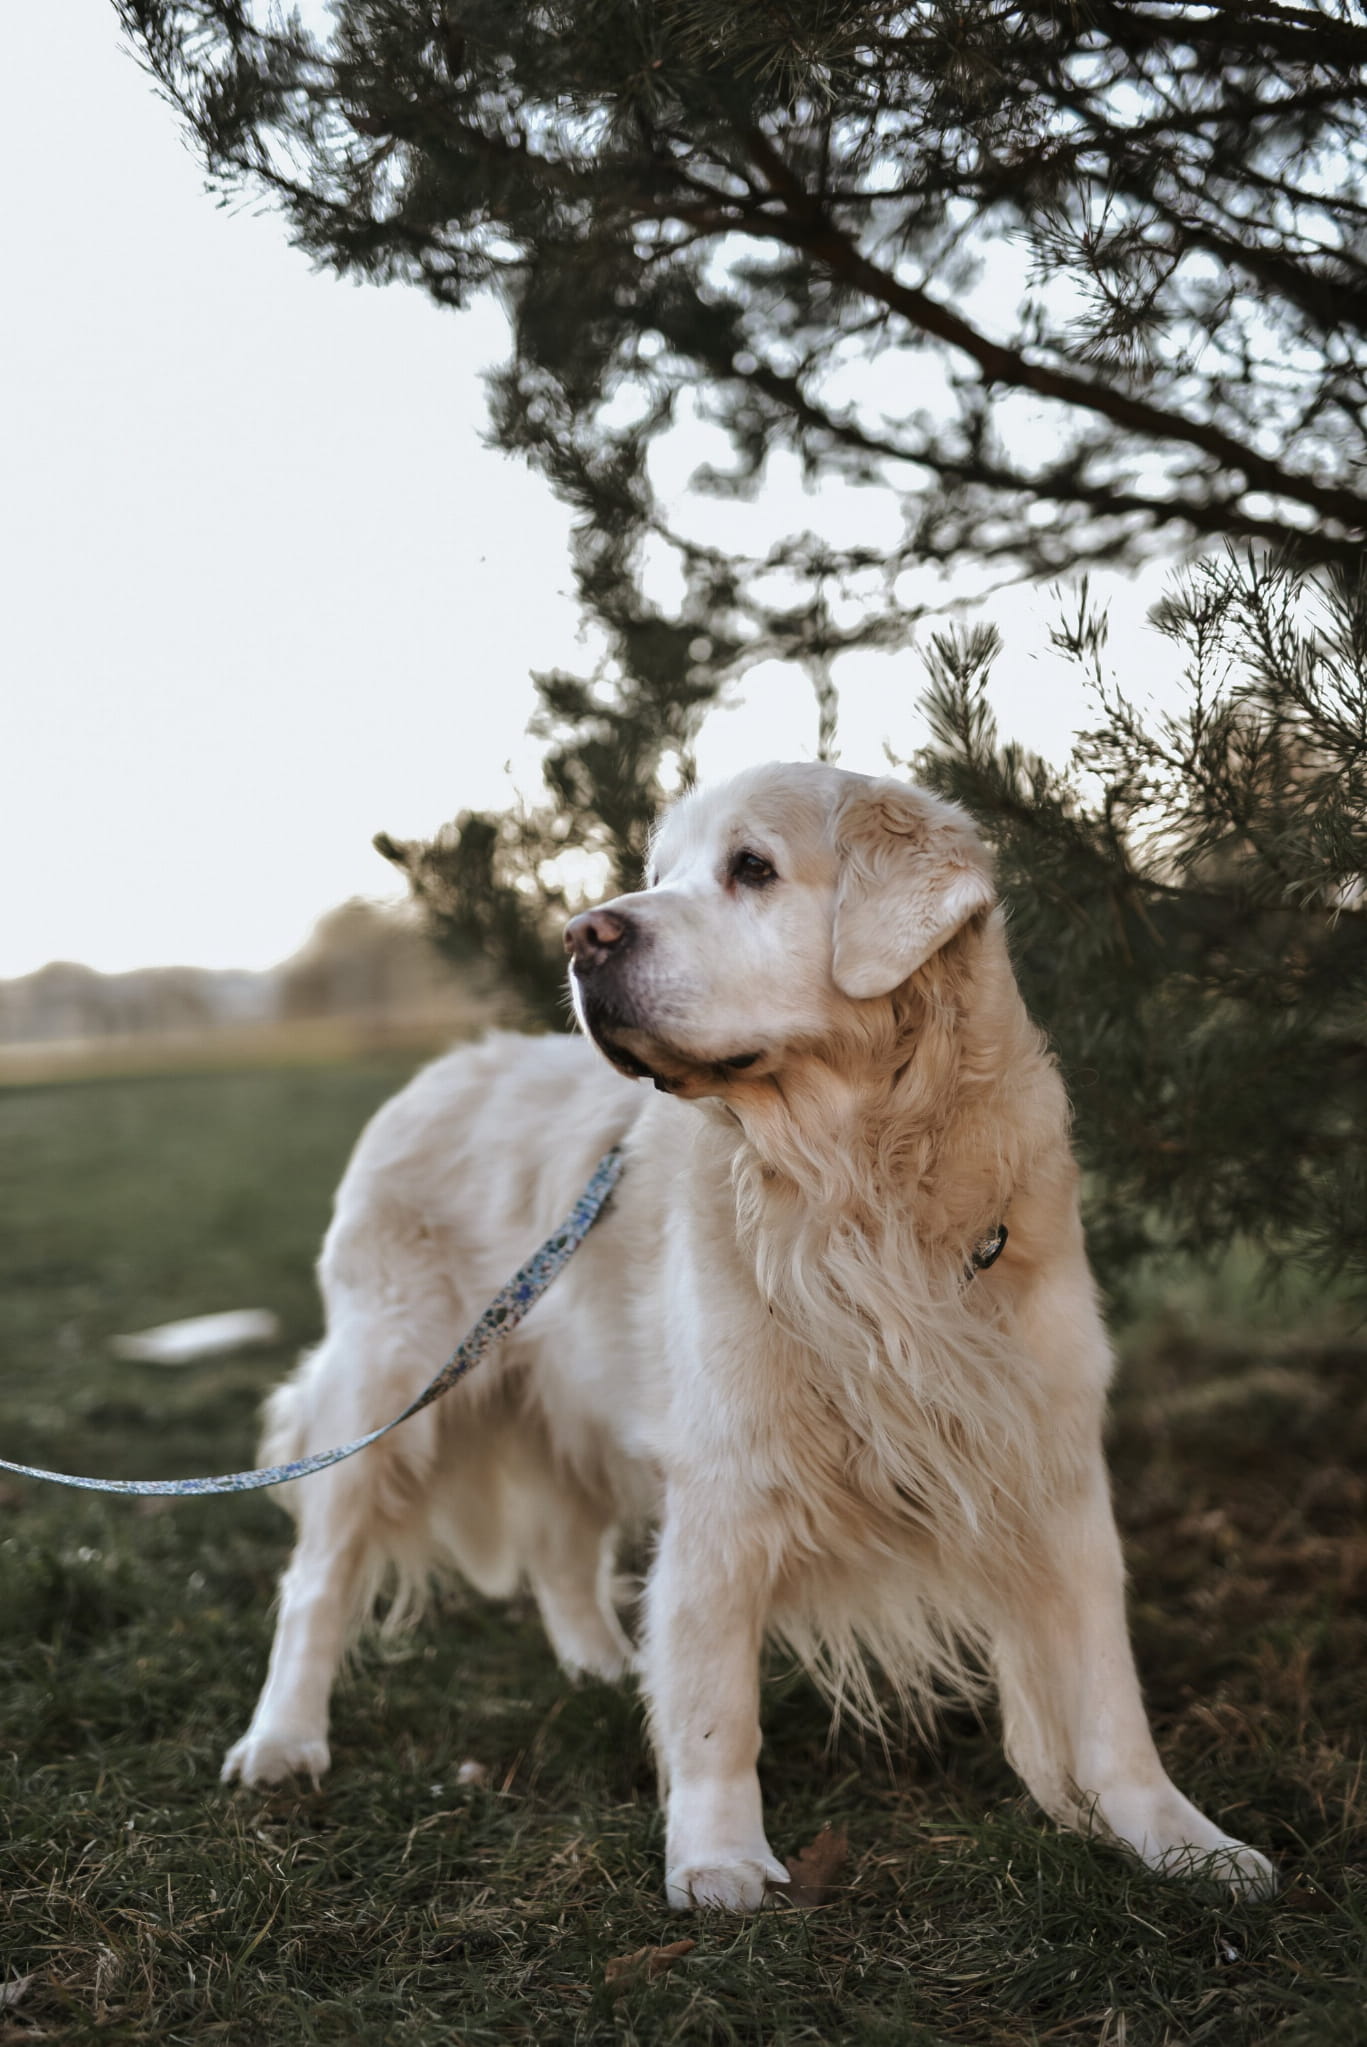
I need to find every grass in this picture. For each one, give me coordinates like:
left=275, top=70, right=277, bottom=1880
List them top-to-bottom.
left=1, top=1061, right=1364, bottom=2044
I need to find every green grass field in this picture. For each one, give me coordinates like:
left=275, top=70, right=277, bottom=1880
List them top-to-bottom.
left=1, top=1063, right=1364, bottom=2044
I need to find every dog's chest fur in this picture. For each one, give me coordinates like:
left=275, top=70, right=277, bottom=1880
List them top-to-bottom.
left=676, top=1158, right=1052, bottom=1568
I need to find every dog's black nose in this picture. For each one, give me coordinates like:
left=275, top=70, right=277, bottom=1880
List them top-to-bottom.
left=564, top=907, right=632, bottom=970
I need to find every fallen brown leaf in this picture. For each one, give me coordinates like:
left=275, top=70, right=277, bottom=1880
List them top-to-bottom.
left=781, top=1824, right=849, bottom=1907
left=1279, top=1880, right=1335, bottom=1914
left=604, top=1938, right=696, bottom=1989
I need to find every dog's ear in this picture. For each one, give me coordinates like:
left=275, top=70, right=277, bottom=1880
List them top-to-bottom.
left=832, top=780, right=995, bottom=999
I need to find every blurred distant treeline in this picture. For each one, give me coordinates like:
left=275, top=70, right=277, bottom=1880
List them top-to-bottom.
left=0, top=902, right=482, bottom=1052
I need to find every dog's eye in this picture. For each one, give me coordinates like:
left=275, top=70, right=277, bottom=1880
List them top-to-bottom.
left=730, top=849, right=778, bottom=889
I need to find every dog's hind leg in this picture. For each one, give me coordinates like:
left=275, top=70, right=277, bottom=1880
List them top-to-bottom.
left=222, top=1265, right=462, bottom=1788
left=506, top=1451, right=634, bottom=1680
left=221, top=1459, right=371, bottom=1787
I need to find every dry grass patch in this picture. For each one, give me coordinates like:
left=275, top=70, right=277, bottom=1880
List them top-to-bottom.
left=1, top=1065, right=1364, bottom=2043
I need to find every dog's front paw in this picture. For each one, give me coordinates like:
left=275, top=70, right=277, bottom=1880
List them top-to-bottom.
left=221, top=1728, right=330, bottom=1787
left=1093, top=1783, right=1278, bottom=1898
left=1155, top=1838, right=1279, bottom=1899
left=1224, top=1843, right=1279, bottom=1899
left=666, top=1855, right=790, bottom=1913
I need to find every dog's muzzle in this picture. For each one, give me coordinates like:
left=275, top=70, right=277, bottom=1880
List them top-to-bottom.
left=565, top=905, right=765, bottom=1093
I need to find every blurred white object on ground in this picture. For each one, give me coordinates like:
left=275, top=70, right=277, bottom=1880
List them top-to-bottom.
left=111, top=1309, right=281, bottom=1364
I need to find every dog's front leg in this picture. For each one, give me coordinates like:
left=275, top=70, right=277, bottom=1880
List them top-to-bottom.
left=993, top=1248, right=1277, bottom=1895
left=994, top=1454, right=1276, bottom=1894
left=642, top=1493, right=789, bottom=1912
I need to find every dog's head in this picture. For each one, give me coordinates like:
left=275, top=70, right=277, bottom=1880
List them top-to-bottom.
left=564, top=762, right=995, bottom=1098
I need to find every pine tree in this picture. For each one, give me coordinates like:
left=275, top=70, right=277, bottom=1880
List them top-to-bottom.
left=122, top=0, right=1367, bottom=600
left=119, top=3, right=1367, bottom=1278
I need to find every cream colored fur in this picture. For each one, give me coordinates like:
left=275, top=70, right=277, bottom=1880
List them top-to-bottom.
left=222, top=761, right=1276, bottom=1909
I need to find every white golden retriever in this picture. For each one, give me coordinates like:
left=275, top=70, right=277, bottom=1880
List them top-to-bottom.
left=223, top=762, right=1275, bottom=1908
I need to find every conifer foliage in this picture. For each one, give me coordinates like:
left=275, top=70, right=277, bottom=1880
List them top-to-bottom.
left=914, top=554, right=1367, bottom=1289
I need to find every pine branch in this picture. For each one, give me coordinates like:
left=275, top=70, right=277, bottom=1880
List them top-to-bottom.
left=736, top=128, right=1366, bottom=543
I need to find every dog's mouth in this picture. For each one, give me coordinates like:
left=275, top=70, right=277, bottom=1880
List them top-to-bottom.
left=594, top=1026, right=767, bottom=1096
left=598, top=1034, right=663, bottom=1084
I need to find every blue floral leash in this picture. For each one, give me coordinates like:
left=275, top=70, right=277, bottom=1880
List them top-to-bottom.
left=0, top=1146, right=626, bottom=1499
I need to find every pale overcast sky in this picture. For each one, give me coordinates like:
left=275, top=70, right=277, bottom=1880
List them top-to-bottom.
left=0, top=5, right=1182, bottom=979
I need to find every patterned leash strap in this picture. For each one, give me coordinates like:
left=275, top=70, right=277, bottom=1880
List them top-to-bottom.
left=0, top=1145, right=626, bottom=1499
